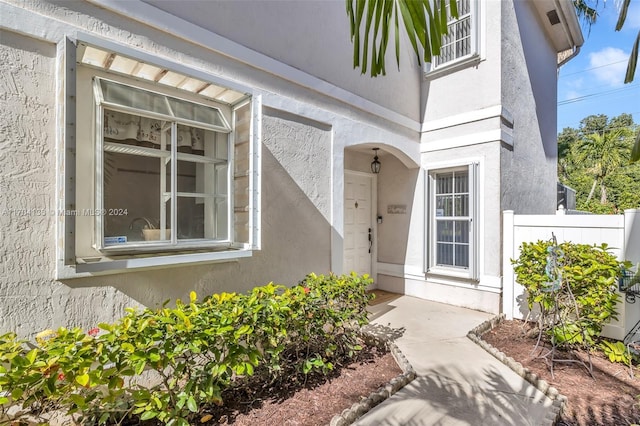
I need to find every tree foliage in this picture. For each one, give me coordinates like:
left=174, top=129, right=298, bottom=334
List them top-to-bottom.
left=574, top=0, right=640, bottom=161
left=558, top=113, right=640, bottom=213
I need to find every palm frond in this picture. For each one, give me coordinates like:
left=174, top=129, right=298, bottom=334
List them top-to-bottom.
left=347, top=0, right=458, bottom=77
left=573, top=0, right=598, bottom=28
left=615, top=0, right=630, bottom=30
left=624, top=30, right=639, bottom=84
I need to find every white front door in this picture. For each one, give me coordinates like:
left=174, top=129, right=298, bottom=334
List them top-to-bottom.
left=344, top=171, right=373, bottom=276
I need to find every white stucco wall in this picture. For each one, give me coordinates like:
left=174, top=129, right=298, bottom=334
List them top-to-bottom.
left=0, top=0, right=420, bottom=338
left=0, top=0, right=569, bottom=331
left=140, top=0, right=423, bottom=122
left=380, top=0, right=563, bottom=314
left=401, top=0, right=505, bottom=313
left=500, top=0, right=558, bottom=214
left=0, top=28, right=333, bottom=337
left=401, top=143, right=502, bottom=313
left=344, top=151, right=374, bottom=175
left=376, top=154, right=420, bottom=265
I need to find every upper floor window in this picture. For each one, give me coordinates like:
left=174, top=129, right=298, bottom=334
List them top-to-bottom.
left=431, top=0, right=479, bottom=70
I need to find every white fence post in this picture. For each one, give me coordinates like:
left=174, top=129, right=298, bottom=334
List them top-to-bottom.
left=622, top=209, right=640, bottom=342
left=624, top=209, right=640, bottom=266
left=502, top=210, right=515, bottom=320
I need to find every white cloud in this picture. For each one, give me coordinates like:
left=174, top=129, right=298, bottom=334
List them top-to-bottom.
left=588, top=47, right=628, bottom=87
left=559, top=77, right=585, bottom=102
left=566, top=77, right=584, bottom=90
left=562, top=90, right=582, bottom=102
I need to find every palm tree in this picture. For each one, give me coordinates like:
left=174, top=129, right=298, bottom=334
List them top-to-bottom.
left=347, top=0, right=639, bottom=160
left=347, top=0, right=459, bottom=77
left=572, top=0, right=640, bottom=162
left=572, top=129, right=629, bottom=204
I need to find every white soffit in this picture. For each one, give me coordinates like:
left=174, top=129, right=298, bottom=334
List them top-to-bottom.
left=532, top=0, right=584, bottom=53
left=78, top=44, right=247, bottom=105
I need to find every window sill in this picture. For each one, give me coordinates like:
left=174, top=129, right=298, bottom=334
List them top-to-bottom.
left=423, top=54, right=482, bottom=79
left=98, top=240, right=235, bottom=254
left=56, top=249, right=253, bottom=280
left=427, top=266, right=473, bottom=281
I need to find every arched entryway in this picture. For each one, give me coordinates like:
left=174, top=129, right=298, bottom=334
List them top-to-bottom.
left=342, top=144, right=419, bottom=285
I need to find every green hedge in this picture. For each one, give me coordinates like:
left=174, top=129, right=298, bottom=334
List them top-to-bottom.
left=512, top=240, right=626, bottom=348
left=0, top=273, right=373, bottom=425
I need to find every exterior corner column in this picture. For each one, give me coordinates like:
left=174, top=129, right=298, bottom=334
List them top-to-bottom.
left=502, top=210, right=515, bottom=320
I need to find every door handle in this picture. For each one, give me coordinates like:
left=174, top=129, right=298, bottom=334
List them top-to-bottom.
left=368, top=228, right=372, bottom=253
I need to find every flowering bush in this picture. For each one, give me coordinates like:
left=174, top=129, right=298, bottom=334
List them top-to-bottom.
left=0, top=273, right=372, bottom=424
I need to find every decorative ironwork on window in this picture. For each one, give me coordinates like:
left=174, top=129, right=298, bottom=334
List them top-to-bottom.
left=433, top=0, right=473, bottom=68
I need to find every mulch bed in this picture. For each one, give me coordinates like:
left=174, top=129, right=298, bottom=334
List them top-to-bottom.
left=482, top=319, right=640, bottom=426
left=196, top=344, right=402, bottom=425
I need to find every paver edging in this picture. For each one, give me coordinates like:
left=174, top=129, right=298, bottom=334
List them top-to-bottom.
left=467, top=315, right=568, bottom=426
left=328, top=328, right=417, bottom=426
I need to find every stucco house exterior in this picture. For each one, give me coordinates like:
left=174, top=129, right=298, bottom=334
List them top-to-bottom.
left=0, top=0, right=582, bottom=337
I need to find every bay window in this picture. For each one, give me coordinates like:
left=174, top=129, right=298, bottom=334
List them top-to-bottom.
left=58, top=39, right=261, bottom=277
left=96, top=78, right=232, bottom=251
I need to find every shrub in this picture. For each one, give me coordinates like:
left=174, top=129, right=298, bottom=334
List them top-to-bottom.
left=513, top=240, right=627, bottom=348
left=0, top=273, right=373, bottom=424
left=599, top=340, right=636, bottom=366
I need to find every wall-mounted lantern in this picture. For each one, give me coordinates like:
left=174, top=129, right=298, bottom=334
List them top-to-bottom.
left=371, top=148, right=381, bottom=174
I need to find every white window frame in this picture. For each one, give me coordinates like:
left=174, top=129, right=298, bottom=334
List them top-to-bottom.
left=426, top=0, right=481, bottom=74
left=56, top=36, right=261, bottom=279
left=94, top=78, right=234, bottom=253
left=425, top=162, right=479, bottom=280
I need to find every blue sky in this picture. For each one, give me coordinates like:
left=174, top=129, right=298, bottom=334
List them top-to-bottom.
left=557, top=1, right=640, bottom=132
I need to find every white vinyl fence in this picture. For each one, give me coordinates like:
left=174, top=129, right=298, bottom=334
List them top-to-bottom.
left=502, top=209, right=640, bottom=341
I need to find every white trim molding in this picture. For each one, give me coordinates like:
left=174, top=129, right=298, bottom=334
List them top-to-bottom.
left=421, top=105, right=514, bottom=152
left=421, top=105, right=509, bottom=133
left=421, top=129, right=508, bottom=152
left=424, top=162, right=480, bottom=280
left=57, top=250, right=252, bottom=279
left=376, top=262, right=501, bottom=294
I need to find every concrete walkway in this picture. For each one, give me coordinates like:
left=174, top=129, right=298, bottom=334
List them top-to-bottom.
left=355, top=295, right=555, bottom=426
